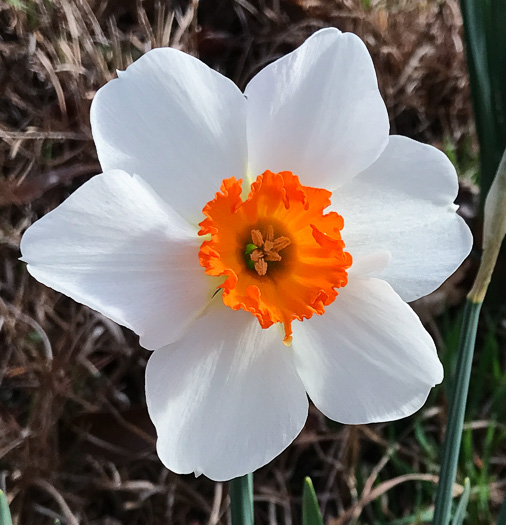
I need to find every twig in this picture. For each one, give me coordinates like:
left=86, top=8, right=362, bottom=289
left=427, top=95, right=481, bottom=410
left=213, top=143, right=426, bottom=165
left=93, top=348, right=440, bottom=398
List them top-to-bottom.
left=33, top=479, right=79, bottom=525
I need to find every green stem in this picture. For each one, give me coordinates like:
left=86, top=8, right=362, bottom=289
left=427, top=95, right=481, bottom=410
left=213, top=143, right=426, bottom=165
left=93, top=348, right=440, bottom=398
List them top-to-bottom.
left=433, top=299, right=482, bottom=525
left=230, top=473, right=254, bottom=525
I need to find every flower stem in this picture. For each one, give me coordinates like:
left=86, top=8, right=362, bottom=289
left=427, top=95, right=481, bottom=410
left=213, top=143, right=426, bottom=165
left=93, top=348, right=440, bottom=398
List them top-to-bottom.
left=433, top=146, right=506, bottom=525
left=432, top=299, right=482, bottom=525
left=230, top=473, right=254, bottom=525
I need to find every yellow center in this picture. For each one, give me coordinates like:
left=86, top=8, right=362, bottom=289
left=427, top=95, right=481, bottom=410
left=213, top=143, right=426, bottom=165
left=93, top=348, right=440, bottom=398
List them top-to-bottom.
left=198, top=170, right=352, bottom=344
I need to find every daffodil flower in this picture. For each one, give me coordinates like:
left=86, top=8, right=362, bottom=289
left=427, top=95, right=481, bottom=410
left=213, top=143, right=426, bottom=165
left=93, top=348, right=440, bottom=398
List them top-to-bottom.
left=21, top=28, right=472, bottom=481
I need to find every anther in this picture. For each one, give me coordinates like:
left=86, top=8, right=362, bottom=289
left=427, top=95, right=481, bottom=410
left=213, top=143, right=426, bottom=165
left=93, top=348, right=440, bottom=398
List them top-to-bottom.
left=249, top=226, right=291, bottom=276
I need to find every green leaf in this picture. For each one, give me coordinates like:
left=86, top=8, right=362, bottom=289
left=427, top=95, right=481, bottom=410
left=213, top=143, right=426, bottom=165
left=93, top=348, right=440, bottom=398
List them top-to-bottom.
left=460, top=0, right=506, bottom=205
left=302, top=477, right=323, bottom=525
left=451, top=478, right=471, bottom=525
left=0, top=491, right=13, bottom=525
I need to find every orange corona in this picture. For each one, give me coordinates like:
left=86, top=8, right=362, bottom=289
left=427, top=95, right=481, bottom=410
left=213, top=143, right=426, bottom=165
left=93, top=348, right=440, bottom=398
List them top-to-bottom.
left=199, top=170, right=352, bottom=344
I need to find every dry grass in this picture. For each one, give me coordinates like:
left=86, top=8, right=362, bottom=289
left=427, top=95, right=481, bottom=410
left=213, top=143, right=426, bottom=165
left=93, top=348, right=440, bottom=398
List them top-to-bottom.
left=0, top=0, right=492, bottom=523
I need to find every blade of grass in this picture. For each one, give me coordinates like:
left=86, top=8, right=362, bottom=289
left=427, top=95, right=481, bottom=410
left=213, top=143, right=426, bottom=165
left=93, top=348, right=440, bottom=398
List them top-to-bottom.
left=230, top=474, right=254, bottom=525
left=302, top=477, right=324, bottom=525
left=451, top=478, right=470, bottom=525
left=0, top=491, right=13, bottom=525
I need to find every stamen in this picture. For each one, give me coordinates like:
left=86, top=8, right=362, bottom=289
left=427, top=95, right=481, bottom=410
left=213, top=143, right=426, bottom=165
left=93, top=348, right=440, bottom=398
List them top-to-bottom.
left=248, top=225, right=291, bottom=276
left=265, top=225, right=274, bottom=242
left=251, top=230, right=264, bottom=247
left=254, top=256, right=268, bottom=276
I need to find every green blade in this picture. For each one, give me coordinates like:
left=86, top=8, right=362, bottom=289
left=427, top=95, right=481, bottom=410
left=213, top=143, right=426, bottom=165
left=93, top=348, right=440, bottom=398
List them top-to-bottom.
left=460, top=0, right=506, bottom=204
left=302, top=477, right=323, bottom=525
left=451, top=478, right=471, bottom=525
left=0, top=491, right=13, bottom=525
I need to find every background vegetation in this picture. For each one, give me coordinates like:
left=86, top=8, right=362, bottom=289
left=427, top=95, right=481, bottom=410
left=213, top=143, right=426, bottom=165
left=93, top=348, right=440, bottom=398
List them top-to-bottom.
left=0, top=0, right=504, bottom=523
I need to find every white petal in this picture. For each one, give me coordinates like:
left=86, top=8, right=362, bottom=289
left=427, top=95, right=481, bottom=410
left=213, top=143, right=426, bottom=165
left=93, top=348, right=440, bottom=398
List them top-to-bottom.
left=245, top=27, right=389, bottom=189
left=90, top=48, right=247, bottom=224
left=335, top=136, right=473, bottom=301
left=21, top=170, right=213, bottom=350
left=348, top=250, right=391, bottom=276
left=292, top=277, right=443, bottom=424
left=146, top=302, right=308, bottom=481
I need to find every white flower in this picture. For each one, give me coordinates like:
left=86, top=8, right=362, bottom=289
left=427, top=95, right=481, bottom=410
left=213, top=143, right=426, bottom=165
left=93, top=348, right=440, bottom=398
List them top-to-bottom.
left=21, top=28, right=472, bottom=481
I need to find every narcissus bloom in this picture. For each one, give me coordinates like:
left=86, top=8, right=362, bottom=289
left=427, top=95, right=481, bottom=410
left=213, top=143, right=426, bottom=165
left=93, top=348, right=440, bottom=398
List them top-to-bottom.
left=21, top=28, right=472, bottom=481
